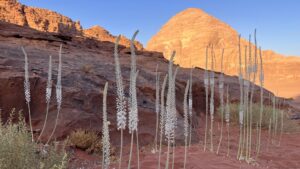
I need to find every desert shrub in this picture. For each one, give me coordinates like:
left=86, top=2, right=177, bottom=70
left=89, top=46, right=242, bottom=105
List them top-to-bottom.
left=81, top=64, right=93, bottom=74
left=217, top=103, right=299, bottom=132
left=0, top=111, right=67, bottom=169
left=281, top=114, right=300, bottom=133
left=66, top=129, right=100, bottom=153
left=66, top=129, right=118, bottom=155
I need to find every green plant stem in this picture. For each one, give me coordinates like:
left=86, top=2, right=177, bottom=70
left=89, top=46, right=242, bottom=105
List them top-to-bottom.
left=248, top=32, right=258, bottom=160
left=237, top=35, right=243, bottom=160
left=204, top=46, right=209, bottom=151
left=256, top=47, right=264, bottom=158
left=155, top=68, right=160, bottom=152
left=158, top=75, right=167, bottom=169
left=204, top=86, right=208, bottom=151
left=217, top=92, right=224, bottom=155
left=272, top=97, right=276, bottom=144
left=37, top=101, right=50, bottom=142
left=274, top=102, right=278, bottom=144
left=27, top=103, right=34, bottom=142
left=46, top=108, right=61, bottom=145
left=155, top=109, right=159, bottom=151
left=278, top=111, right=284, bottom=146
left=189, top=114, right=192, bottom=148
left=210, top=115, right=214, bottom=152
left=267, top=118, right=272, bottom=152
left=158, top=122, right=163, bottom=169
left=227, top=123, right=230, bottom=157
left=237, top=126, right=243, bottom=160
left=118, top=129, right=123, bottom=169
left=136, top=130, right=140, bottom=169
left=127, top=132, right=134, bottom=169
left=184, top=134, right=188, bottom=169
left=165, top=138, right=171, bottom=169
left=171, top=141, right=175, bottom=169
left=102, top=144, right=105, bottom=169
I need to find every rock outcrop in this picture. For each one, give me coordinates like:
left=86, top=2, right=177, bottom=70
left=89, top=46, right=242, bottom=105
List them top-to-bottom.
left=0, top=0, right=142, bottom=49
left=0, top=0, right=82, bottom=35
left=147, top=8, right=300, bottom=98
left=0, top=21, right=274, bottom=145
left=84, top=26, right=143, bottom=50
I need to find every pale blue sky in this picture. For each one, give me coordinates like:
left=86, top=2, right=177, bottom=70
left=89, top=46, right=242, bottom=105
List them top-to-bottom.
left=20, top=0, right=300, bottom=56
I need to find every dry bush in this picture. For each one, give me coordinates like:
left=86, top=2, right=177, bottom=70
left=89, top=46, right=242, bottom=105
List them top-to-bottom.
left=81, top=64, right=93, bottom=74
left=0, top=110, right=67, bottom=169
left=66, top=129, right=102, bottom=153
left=66, top=129, right=117, bottom=155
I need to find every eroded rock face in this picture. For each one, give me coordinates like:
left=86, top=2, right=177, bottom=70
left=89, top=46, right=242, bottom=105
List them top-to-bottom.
left=0, top=0, right=143, bottom=49
left=0, top=0, right=82, bottom=35
left=147, top=8, right=300, bottom=98
left=0, top=21, right=275, bottom=145
left=84, top=26, right=143, bottom=50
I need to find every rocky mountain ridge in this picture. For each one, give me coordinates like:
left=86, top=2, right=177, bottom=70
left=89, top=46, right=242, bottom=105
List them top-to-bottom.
left=0, top=0, right=143, bottom=49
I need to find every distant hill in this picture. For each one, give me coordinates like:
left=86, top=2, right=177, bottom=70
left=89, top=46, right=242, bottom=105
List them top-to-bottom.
left=147, top=8, right=300, bottom=98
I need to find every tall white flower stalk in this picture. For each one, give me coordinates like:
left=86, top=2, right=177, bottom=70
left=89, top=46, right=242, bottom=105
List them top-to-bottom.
left=128, top=30, right=140, bottom=169
left=248, top=31, right=258, bottom=160
left=114, top=35, right=127, bottom=169
left=237, top=35, right=244, bottom=159
left=244, top=35, right=251, bottom=161
left=47, top=44, right=63, bottom=145
left=204, top=45, right=210, bottom=151
left=240, top=45, right=249, bottom=160
left=209, top=46, right=215, bottom=152
left=21, top=47, right=34, bottom=142
left=256, top=47, right=264, bottom=158
left=217, top=49, right=225, bottom=155
left=164, top=51, right=176, bottom=169
left=38, top=55, right=53, bottom=142
left=154, top=64, right=160, bottom=152
left=171, top=67, right=179, bottom=169
left=188, top=68, right=193, bottom=147
left=158, top=74, right=168, bottom=169
left=183, top=80, right=190, bottom=169
left=102, top=82, right=110, bottom=169
left=225, top=85, right=230, bottom=156
left=267, top=111, right=272, bottom=152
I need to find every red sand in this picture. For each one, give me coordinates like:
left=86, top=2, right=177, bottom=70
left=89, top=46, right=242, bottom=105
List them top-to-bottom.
left=69, top=127, right=300, bottom=169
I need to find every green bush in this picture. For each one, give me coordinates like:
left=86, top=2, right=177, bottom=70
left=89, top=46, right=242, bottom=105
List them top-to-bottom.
left=217, top=103, right=300, bottom=132
left=217, top=103, right=274, bottom=128
left=0, top=110, right=67, bottom=169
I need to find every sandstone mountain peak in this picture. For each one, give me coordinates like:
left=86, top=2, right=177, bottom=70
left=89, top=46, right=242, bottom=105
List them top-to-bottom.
left=147, top=7, right=240, bottom=56
left=175, top=7, right=213, bottom=18
left=147, top=8, right=300, bottom=98
left=178, top=8, right=207, bottom=15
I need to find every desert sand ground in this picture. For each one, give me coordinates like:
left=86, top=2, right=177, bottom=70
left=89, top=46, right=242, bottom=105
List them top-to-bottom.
left=69, top=123, right=300, bottom=169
